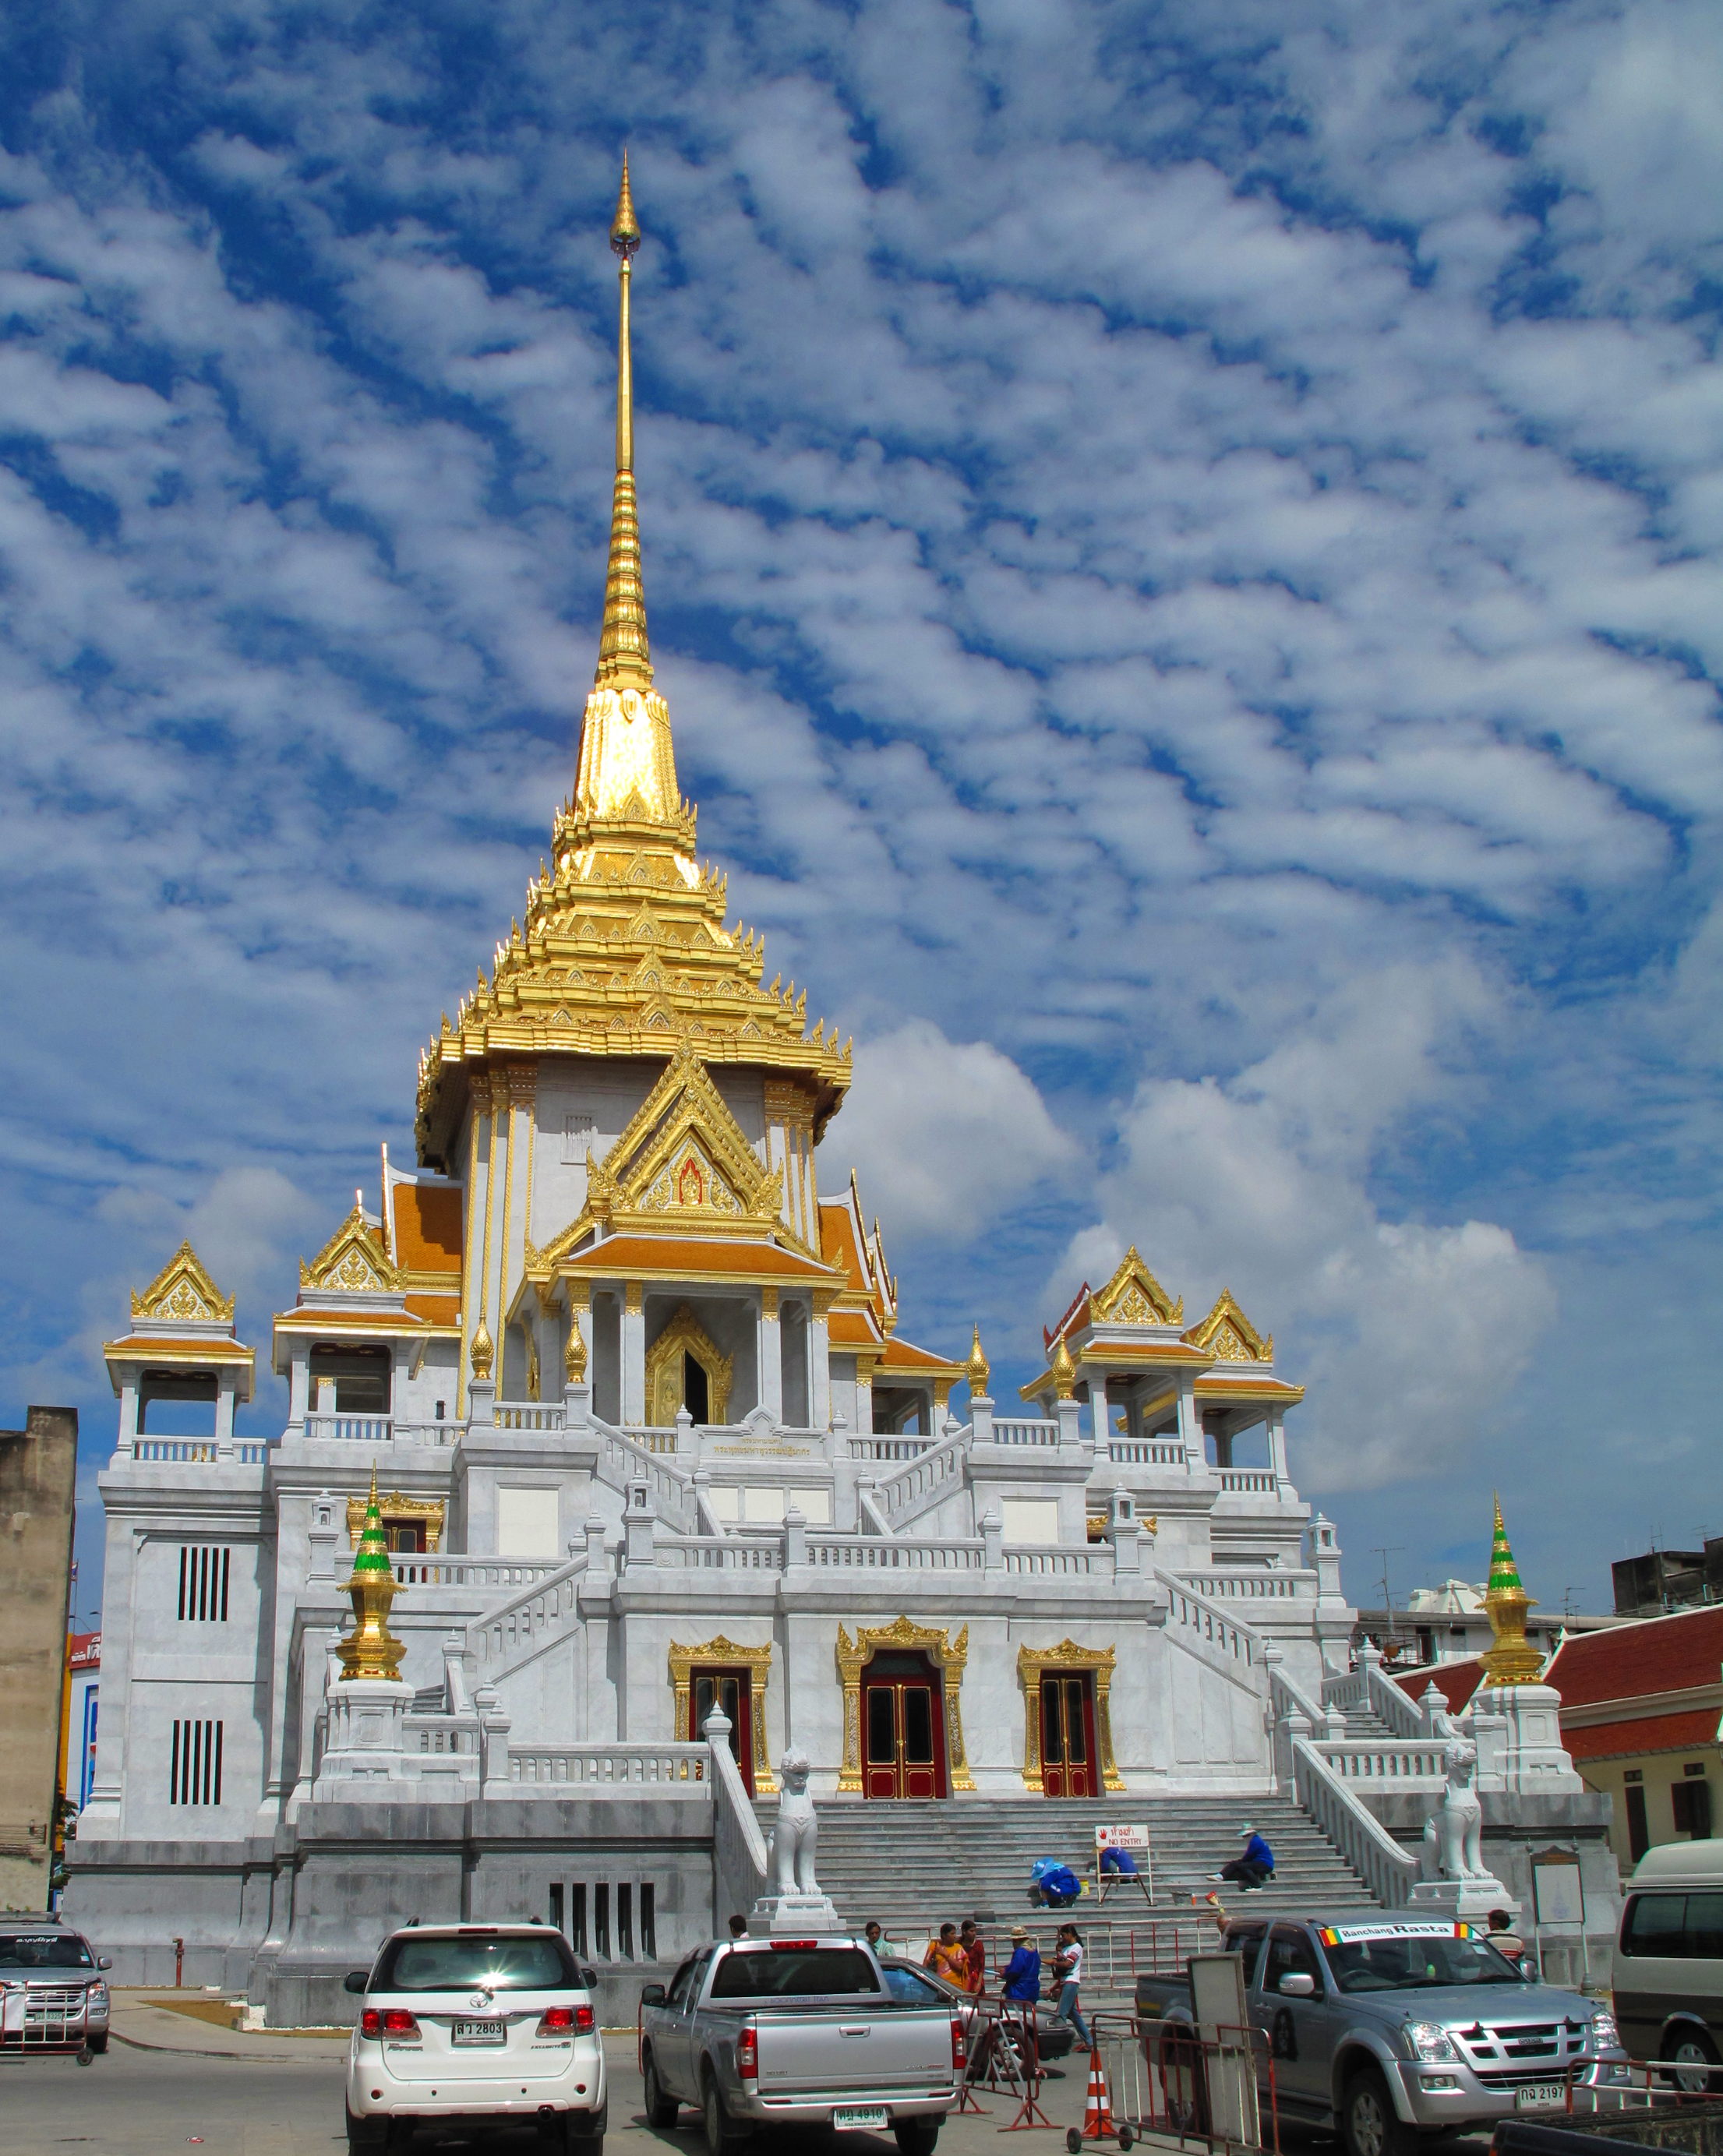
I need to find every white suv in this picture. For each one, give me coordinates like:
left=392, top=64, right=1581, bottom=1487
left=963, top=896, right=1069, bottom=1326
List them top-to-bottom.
left=344, top=1923, right=605, bottom=2154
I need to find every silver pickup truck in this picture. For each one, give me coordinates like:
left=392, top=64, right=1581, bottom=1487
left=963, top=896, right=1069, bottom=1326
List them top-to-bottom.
left=1137, top=1911, right=1631, bottom=2156
left=639, top=1935, right=962, bottom=2156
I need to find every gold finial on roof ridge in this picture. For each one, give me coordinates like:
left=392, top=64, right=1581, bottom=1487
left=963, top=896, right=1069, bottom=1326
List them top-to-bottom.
left=964, top=1325, right=990, bottom=1394
left=1051, top=1334, right=1076, bottom=1402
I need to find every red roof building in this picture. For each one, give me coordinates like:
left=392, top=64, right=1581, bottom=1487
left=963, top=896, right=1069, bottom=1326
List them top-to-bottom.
left=1395, top=1609, right=1723, bottom=1874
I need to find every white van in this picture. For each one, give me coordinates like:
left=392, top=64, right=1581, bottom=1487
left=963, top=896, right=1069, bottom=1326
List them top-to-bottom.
left=1614, top=1837, right=1723, bottom=2086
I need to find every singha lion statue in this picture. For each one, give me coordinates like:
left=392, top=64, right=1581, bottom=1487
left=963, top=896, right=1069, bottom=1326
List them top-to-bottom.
left=768, top=1748, right=821, bottom=1896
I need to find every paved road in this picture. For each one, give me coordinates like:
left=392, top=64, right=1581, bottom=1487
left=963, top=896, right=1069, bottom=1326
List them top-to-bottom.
left=1, top=2030, right=1117, bottom=2156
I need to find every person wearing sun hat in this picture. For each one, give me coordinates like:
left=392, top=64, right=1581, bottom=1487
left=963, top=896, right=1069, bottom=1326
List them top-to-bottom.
left=1213, top=1821, right=1274, bottom=1890
left=1000, top=1925, right=1042, bottom=2002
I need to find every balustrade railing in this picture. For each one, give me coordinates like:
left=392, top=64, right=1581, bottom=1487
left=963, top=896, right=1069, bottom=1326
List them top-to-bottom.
left=496, top=1403, right=567, bottom=1432
left=303, top=1413, right=395, bottom=1444
left=987, top=1419, right=1061, bottom=1446
left=623, top=1425, right=680, bottom=1455
left=870, top=1425, right=969, bottom=1526
left=847, top=1436, right=936, bottom=1462
left=129, top=1437, right=270, bottom=1465
left=1108, top=1440, right=1188, bottom=1466
left=1217, top=1469, right=1279, bottom=1494
left=655, top=1536, right=784, bottom=1572
left=805, top=1536, right=984, bottom=1572
left=1003, top=1545, right=1109, bottom=1576
left=394, top=1556, right=563, bottom=1589
left=1157, top=1568, right=1259, bottom=1667
left=1176, top=1568, right=1315, bottom=1600
left=1290, top=1736, right=1420, bottom=1907
left=1310, top=1740, right=1446, bottom=1784
left=508, top=1743, right=708, bottom=1787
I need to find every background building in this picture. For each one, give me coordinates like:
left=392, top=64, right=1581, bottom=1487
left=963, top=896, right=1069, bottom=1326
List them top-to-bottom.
left=0, top=1406, right=78, bottom=1914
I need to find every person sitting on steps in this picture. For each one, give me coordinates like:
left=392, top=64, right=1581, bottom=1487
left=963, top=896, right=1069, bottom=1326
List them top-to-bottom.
left=1212, top=1823, right=1274, bottom=1890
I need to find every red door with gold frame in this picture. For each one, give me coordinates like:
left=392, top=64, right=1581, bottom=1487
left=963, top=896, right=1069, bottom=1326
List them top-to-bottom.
left=861, top=1650, right=948, bottom=1798
left=690, top=1668, right=755, bottom=1795
left=1040, top=1672, right=1099, bottom=1797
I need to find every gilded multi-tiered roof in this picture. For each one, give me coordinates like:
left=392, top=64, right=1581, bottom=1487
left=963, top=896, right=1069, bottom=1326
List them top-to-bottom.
left=415, top=157, right=850, bottom=1170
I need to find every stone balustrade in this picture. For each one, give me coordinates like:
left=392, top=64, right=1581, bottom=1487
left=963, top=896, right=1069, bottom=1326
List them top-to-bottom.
left=495, top=1403, right=567, bottom=1432
left=987, top=1419, right=1061, bottom=1446
left=846, top=1436, right=937, bottom=1461
left=128, top=1438, right=270, bottom=1466
left=1107, top=1439, right=1188, bottom=1466
left=1217, top=1468, right=1279, bottom=1494
left=805, top=1535, right=984, bottom=1571
left=1001, top=1545, right=1108, bottom=1575
left=393, top=1555, right=564, bottom=1589
left=1176, top=1568, right=1315, bottom=1600
left=1309, top=1739, right=1447, bottom=1784
left=507, top=1742, right=708, bottom=1787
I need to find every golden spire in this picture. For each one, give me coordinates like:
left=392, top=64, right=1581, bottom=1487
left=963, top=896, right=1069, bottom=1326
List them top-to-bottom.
left=595, top=151, right=651, bottom=693
left=964, top=1325, right=990, bottom=1395
left=1051, top=1334, right=1077, bottom=1402
left=336, top=1469, right=407, bottom=1681
left=1480, top=1493, right=1545, bottom=1687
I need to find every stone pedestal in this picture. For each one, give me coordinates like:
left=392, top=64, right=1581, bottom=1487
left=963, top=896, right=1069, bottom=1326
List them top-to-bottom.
left=312, top=1678, right=416, bottom=1797
left=1406, top=1876, right=1518, bottom=1923
left=750, top=1890, right=844, bottom=1936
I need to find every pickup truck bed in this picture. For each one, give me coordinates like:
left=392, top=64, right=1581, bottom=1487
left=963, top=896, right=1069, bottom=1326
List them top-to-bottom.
left=639, top=1935, right=962, bottom=2156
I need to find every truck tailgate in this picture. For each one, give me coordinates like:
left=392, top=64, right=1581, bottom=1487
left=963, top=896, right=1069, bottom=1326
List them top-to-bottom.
left=757, top=2010, right=952, bottom=2097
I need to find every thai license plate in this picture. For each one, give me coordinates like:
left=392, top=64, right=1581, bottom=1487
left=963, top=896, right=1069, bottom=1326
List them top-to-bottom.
left=452, top=2019, right=507, bottom=2045
left=1514, top=2084, right=1566, bottom=2112
left=832, top=2107, right=889, bottom=2131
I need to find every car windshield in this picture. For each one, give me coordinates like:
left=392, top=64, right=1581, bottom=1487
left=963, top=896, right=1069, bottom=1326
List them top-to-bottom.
left=373, top=1933, right=577, bottom=1993
left=0, top=1934, right=95, bottom=1970
left=1324, top=1934, right=1522, bottom=1993
left=710, top=1947, right=881, bottom=1998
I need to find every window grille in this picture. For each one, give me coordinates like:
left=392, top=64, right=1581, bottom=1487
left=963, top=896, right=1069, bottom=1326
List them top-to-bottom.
left=563, top=1113, right=595, bottom=1164
left=177, top=1546, right=231, bottom=1622
left=169, top=1718, right=224, bottom=1805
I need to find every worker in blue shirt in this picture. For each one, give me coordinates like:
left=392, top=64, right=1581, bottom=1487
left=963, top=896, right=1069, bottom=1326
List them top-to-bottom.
left=1214, top=1823, right=1274, bottom=1890
left=1099, top=1844, right=1139, bottom=1876
left=1000, top=1925, right=1042, bottom=2000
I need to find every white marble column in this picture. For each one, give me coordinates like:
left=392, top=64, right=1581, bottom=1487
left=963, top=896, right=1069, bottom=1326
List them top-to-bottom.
left=621, top=1282, right=646, bottom=1426
left=757, top=1288, right=783, bottom=1422
left=809, top=1300, right=832, bottom=1431
left=286, top=1353, right=309, bottom=1430
left=854, top=1353, right=877, bottom=1438
left=1089, top=1372, right=1111, bottom=1449
left=1176, top=1375, right=1204, bottom=1469
left=1268, top=1411, right=1289, bottom=1487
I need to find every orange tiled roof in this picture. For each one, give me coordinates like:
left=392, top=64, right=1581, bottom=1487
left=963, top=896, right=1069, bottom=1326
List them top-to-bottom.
left=393, top=1184, right=462, bottom=1274
left=562, top=1235, right=840, bottom=1283
left=828, top=1309, right=885, bottom=1348
left=880, top=1335, right=963, bottom=1375
left=1545, top=1605, right=1723, bottom=1708
left=1394, top=1658, right=1487, bottom=1714
left=1565, top=1708, right=1722, bottom=1763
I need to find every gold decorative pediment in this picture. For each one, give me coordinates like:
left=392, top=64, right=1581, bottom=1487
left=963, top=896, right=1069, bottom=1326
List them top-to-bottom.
left=300, top=1207, right=402, bottom=1294
left=131, top=1242, right=235, bottom=1325
left=1092, top=1246, right=1183, bottom=1328
left=1185, top=1289, right=1272, bottom=1363
left=347, top=1492, right=446, bottom=1550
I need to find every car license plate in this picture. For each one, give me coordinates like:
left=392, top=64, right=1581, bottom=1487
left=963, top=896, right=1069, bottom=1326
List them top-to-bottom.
left=452, top=2019, right=507, bottom=2046
left=1514, top=2084, right=1566, bottom=2112
left=832, top=2107, right=889, bottom=2131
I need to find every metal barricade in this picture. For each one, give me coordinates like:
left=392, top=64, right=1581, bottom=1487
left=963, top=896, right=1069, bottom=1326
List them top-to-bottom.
left=1075, top=2012, right=1281, bottom=2156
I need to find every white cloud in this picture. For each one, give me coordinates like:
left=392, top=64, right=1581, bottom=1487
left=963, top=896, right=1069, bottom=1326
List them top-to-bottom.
left=1066, top=966, right=1558, bottom=1489
left=834, top=1021, right=1076, bottom=1244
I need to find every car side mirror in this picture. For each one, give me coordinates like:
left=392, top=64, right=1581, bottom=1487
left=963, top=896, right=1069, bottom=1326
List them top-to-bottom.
left=97, top=1958, right=113, bottom=1971
left=1520, top=1960, right=1538, bottom=1981
left=343, top=1971, right=369, bottom=1994
left=1278, top=1971, right=1317, bottom=1997
left=640, top=1983, right=666, bottom=2007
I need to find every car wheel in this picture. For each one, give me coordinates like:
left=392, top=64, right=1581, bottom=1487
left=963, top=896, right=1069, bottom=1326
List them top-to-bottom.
left=1661, top=2027, right=1723, bottom=2096
left=86, top=2033, right=108, bottom=2055
left=644, top=2052, right=680, bottom=2129
left=1342, top=2070, right=1414, bottom=2156
left=703, top=2077, right=744, bottom=2156
left=344, top=2108, right=386, bottom=2156
left=892, top=2122, right=940, bottom=2156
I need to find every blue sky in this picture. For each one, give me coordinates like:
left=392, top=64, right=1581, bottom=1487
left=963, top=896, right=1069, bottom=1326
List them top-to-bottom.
left=2, top=0, right=1721, bottom=1628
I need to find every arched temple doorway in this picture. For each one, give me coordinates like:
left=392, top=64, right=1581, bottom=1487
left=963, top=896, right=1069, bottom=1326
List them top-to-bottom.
left=644, top=1304, right=733, bottom=1427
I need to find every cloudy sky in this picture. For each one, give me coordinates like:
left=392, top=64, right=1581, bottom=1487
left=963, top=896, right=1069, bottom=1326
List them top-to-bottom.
left=3, top=0, right=1720, bottom=1623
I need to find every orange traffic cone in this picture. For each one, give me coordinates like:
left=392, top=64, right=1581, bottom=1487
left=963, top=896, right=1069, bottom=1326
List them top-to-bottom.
left=1081, top=2045, right=1114, bottom=2140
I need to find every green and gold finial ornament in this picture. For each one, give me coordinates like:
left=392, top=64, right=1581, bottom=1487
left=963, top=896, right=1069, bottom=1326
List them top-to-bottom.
left=336, top=1469, right=407, bottom=1681
left=1480, top=1493, right=1544, bottom=1688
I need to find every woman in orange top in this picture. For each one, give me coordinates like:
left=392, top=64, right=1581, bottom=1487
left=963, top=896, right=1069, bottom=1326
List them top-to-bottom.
left=923, top=1923, right=969, bottom=1985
